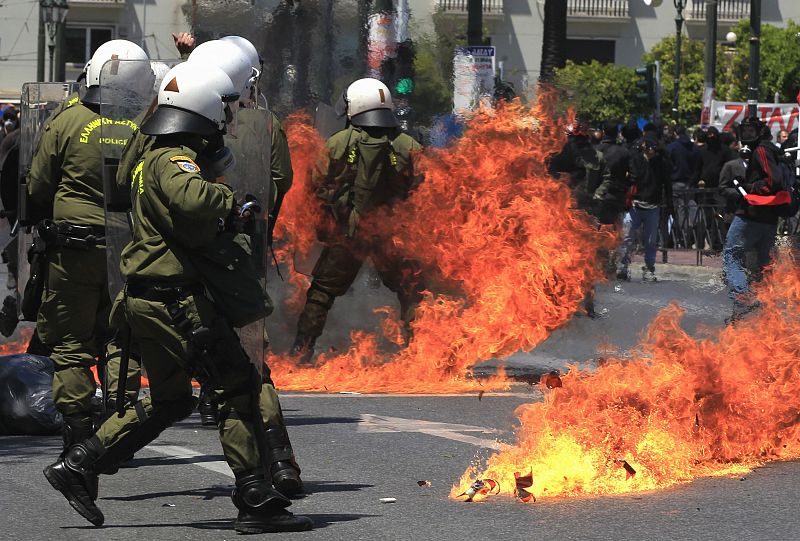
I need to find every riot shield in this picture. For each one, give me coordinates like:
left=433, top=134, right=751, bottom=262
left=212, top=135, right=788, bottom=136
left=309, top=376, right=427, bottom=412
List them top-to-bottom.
left=99, top=58, right=158, bottom=299
left=16, top=82, right=80, bottom=318
left=292, top=102, right=343, bottom=276
left=314, top=102, right=346, bottom=139
left=224, top=107, right=272, bottom=371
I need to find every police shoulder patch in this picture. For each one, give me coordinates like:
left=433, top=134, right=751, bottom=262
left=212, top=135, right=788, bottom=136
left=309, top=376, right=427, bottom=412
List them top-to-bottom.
left=169, top=155, right=200, bottom=173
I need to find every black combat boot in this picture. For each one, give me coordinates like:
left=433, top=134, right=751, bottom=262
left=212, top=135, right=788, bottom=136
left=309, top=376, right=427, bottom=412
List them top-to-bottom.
left=0, top=295, right=18, bottom=337
left=289, top=334, right=316, bottom=366
left=197, top=388, right=219, bottom=427
left=61, top=414, right=96, bottom=456
left=264, top=426, right=303, bottom=496
left=43, top=439, right=104, bottom=526
left=232, top=474, right=313, bottom=534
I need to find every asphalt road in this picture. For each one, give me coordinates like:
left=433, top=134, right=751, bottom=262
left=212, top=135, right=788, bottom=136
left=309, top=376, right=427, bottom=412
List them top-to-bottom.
left=6, top=219, right=795, bottom=540
left=3, top=391, right=800, bottom=541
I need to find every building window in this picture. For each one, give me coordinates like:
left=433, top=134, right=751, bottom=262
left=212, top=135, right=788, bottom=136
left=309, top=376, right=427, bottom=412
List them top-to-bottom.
left=64, top=26, right=115, bottom=66
left=565, top=39, right=616, bottom=65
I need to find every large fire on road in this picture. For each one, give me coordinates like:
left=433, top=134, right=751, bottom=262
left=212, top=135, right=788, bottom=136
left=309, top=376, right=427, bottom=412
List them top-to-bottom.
left=268, top=101, right=615, bottom=393
left=452, top=255, right=800, bottom=501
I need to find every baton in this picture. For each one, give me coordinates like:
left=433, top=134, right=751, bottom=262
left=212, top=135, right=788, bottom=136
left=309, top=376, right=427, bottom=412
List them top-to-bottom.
left=115, top=322, right=132, bottom=416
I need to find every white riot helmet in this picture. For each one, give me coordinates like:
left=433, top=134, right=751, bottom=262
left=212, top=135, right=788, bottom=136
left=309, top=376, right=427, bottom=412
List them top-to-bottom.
left=220, top=35, right=261, bottom=81
left=83, top=40, right=154, bottom=106
left=187, top=40, right=252, bottom=97
left=150, top=61, right=172, bottom=93
left=140, top=63, right=238, bottom=137
left=335, top=78, right=398, bottom=128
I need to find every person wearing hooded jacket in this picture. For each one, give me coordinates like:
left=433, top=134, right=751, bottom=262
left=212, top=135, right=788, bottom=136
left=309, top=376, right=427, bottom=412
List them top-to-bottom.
left=719, top=117, right=785, bottom=323
left=616, top=132, right=673, bottom=282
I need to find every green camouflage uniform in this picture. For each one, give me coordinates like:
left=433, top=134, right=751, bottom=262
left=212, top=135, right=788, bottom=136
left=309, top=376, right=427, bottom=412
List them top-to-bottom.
left=27, top=99, right=140, bottom=443
left=296, top=125, right=424, bottom=341
left=91, top=135, right=272, bottom=476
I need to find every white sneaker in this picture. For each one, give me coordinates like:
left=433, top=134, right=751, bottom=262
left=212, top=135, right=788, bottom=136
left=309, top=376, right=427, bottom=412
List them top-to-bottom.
left=641, top=266, right=657, bottom=283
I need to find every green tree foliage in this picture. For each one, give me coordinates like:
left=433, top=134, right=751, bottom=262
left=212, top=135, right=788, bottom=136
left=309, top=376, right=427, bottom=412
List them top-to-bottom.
left=719, top=19, right=800, bottom=103
left=642, top=35, right=716, bottom=124
left=553, top=60, right=648, bottom=122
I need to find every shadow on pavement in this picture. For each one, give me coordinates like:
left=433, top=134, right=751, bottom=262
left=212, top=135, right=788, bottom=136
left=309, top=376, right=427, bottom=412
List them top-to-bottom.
left=285, top=416, right=360, bottom=426
left=124, top=454, right=227, bottom=468
left=302, top=480, right=373, bottom=494
left=103, top=484, right=231, bottom=502
left=63, top=513, right=376, bottom=531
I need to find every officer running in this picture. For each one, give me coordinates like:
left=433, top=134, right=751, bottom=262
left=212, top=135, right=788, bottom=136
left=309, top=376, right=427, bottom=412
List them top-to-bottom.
left=42, top=62, right=314, bottom=533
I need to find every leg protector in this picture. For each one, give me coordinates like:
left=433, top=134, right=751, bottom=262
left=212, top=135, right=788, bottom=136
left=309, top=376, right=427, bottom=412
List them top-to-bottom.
left=289, top=334, right=316, bottom=366
left=198, top=387, right=219, bottom=427
left=92, top=397, right=195, bottom=475
left=61, top=414, right=96, bottom=455
left=264, top=427, right=303, bottom=496
left=43, top=440, right=104, bottom=526
left=231, top=474, right=312, bottom=534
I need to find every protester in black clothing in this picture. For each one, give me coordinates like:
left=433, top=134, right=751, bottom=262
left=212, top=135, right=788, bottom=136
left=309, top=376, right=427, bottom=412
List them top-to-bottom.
left=720, top=117, right=784, bottom=322
left=594, top=120, right=634, bottom=225
left=621, top=121, right=642, bottom=150
left=694, top=127, right=735, bottom=249
left=617, top=133, right=673, bottom=282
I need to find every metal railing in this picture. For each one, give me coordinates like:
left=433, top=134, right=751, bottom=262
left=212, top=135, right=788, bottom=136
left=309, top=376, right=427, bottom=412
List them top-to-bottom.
left=436, top=0, right=504, bottom=15
left=567, top=0, right=630, bottom=19
left=687, top=0, right=750, bottom=21
left=652, top=188, right=799, bottom=265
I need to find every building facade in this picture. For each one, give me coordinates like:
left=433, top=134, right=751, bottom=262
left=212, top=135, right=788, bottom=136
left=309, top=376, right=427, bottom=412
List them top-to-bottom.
left=429, top=0, right=800, bottom=98
left=0, top=1, right=798, bottom=104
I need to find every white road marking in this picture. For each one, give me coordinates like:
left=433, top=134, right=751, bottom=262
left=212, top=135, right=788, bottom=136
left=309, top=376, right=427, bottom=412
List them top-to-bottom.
left=143, top=414, right=508, bottom=478
left=357, top=414, right=510, bottom=451
left=145, top=444, right=233, bottom=478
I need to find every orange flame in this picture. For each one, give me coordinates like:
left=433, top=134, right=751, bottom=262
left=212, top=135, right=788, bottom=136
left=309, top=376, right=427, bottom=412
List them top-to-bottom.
left=269, top=100, right=615, bottom=393
left=452, top=254, right=800, bottom=500
left=0, top=327, right=32, bottom=356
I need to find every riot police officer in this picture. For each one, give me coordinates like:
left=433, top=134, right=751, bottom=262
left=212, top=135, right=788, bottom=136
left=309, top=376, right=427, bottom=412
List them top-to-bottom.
left=27, top=40, right=152, bottom=453
left=43, top=62, right=313, bottom=534
left=290, top=77, right=425, bottom=363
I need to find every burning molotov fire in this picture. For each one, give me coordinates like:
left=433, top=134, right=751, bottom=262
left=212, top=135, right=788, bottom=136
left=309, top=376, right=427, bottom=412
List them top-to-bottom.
left=268, top=101, right=615, bottom=393
left=452, top=254, right=800, bottom=501
left=0, top=327, right=33, bottom=356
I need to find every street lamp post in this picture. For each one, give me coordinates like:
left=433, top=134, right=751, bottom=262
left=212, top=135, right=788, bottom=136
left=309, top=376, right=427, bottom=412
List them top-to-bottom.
left=41, top=0, right=69, bottom=82
left=671, top=0, right=687, bottom=120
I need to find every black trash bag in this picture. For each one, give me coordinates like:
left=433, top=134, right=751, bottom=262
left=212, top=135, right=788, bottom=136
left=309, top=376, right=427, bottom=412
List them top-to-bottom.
left=0, top=354, right=62, bottom=435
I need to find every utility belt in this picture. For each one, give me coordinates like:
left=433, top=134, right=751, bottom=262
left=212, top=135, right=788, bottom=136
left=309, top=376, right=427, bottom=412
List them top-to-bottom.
left=39, top=220, right=105, bottom=250
left=125, top=278, right=253, bottom=396
left=126, top=279, right=205, bottom=304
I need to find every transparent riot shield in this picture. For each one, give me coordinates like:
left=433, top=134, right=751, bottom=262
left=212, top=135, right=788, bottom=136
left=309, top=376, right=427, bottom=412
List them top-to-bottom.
left=99, top=58, right=157, bottom=299
left=16, top=82, right=80, bottom=317
left=314, top=102, right=346, bottom=139
left=224, top=107, right=272, bottom=371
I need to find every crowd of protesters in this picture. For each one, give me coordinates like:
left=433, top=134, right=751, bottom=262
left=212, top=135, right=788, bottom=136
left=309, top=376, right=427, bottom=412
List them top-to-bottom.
left=548, top=113, right=799, bottom=323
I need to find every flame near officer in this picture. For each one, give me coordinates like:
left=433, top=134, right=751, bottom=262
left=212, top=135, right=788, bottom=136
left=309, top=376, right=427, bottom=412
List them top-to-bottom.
left=290, top=77, right=425, bottom=364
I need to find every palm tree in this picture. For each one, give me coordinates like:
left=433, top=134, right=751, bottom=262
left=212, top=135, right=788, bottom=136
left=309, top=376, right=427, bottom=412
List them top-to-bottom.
left=539, top=0, right=568, bottom=84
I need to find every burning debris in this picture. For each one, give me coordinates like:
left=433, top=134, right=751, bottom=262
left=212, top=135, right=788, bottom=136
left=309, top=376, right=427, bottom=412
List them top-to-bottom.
left=268, top=102, right=614, bottom=394
left=452, top=255, right=800, bottom=502
left=615, top=459, right=636, bottom=480
left=514, top=471, right=535, bottom=502
left=455, top=479, right=500, bottom=502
